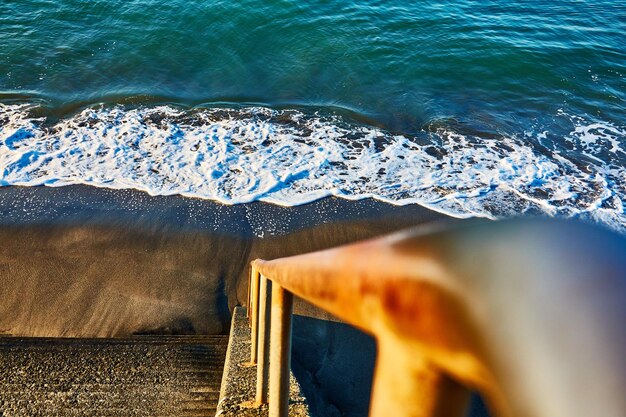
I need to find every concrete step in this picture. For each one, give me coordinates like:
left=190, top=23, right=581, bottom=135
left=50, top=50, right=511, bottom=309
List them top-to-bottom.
left=216, top=307, right=310, bottom=417
left=0, top=334, right=228, bottom=417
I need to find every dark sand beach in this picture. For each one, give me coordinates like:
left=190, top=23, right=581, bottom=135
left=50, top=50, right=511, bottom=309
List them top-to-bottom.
left=0, top=184, right=450, bottom=416
left=0, top=184, right=448, bottom=338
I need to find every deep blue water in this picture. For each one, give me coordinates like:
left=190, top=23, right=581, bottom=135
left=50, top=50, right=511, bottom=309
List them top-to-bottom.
left=1, top=0, right=625, bottom=228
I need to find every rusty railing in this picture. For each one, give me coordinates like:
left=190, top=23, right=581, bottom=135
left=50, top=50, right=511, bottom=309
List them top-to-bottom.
left=246, top=219, right=626, bottom=417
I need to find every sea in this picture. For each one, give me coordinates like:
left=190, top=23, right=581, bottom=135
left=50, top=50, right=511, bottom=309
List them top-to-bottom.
left=1, top=0, right=625, bottom=230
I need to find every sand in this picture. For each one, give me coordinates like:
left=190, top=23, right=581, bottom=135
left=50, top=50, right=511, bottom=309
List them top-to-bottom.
left=0, top=184, right=449, bottom=338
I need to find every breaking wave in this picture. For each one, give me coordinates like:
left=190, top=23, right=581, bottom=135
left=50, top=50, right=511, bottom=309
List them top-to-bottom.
left=1, top=103, right=625, bottom=231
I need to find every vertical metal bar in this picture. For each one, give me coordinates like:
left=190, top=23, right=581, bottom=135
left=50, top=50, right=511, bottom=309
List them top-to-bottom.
left=246, top=265, right=251, bottom=320
left=250, top=267, right=260, bottom=363
left=255, top=275, right=271, bottom=405
left=269, top=284, right=294, bottom=417
left=369, top=340, right=469, bottom=417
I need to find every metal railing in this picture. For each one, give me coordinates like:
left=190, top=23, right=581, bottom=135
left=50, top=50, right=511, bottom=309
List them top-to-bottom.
left=246, top=219, right=626, bottom=417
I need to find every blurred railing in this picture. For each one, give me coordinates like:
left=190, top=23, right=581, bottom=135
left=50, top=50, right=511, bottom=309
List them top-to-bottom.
left=246, top=219, right=626, bottom=417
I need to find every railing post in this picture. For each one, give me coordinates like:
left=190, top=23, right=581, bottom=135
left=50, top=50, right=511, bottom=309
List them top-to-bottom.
left=247, top=265, right=252, bottom=320
left=250, top=266, right=260, bottom=363
left=255, top=275, right=271, bottom=405
left=269, top=284, right=294, bottom=417
left=369, top=339, right=469, bottom=417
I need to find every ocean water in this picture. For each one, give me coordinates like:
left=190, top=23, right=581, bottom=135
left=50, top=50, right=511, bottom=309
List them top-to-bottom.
left=1, top=0, right=625, bottom=229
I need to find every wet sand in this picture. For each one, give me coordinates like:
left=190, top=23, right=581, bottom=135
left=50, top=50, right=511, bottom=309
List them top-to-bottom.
left=0, top=184, right=449, bottom=338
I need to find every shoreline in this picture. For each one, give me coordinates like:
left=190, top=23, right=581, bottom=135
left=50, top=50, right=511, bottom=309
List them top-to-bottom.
left=0, top=184, right=451, bottom=338
left=0, top=184, right=450, bottom=236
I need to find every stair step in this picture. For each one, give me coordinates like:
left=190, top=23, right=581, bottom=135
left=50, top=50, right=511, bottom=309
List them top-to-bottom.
left=0, top=335, right=228, bottom=416
left=179, top=411, right=217, bottom=417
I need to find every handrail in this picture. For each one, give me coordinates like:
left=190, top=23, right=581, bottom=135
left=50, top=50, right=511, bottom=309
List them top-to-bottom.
left=247, top=219, right=626, bottom=417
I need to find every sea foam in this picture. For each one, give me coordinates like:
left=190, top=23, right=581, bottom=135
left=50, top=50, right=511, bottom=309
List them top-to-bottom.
left=1, top=103, right=625, bottom=231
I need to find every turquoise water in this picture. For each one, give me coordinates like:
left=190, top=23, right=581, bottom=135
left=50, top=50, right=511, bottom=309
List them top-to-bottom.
left=2, top=0, right=624, bottom=127
left=1, top=1, right=626, bottom=228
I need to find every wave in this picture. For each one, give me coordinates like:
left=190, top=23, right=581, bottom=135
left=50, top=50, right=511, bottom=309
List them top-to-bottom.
left=1, top=103, right=625, bottom=231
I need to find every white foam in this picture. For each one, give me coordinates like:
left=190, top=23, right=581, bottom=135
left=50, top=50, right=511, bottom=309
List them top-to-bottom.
left=1, top=103, right=626, bottom=231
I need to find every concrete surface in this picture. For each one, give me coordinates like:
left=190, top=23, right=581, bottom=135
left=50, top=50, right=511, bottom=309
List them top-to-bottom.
left=216, top=307, right=309, bottom=417
left=0, top=335, right=228, bottom=416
